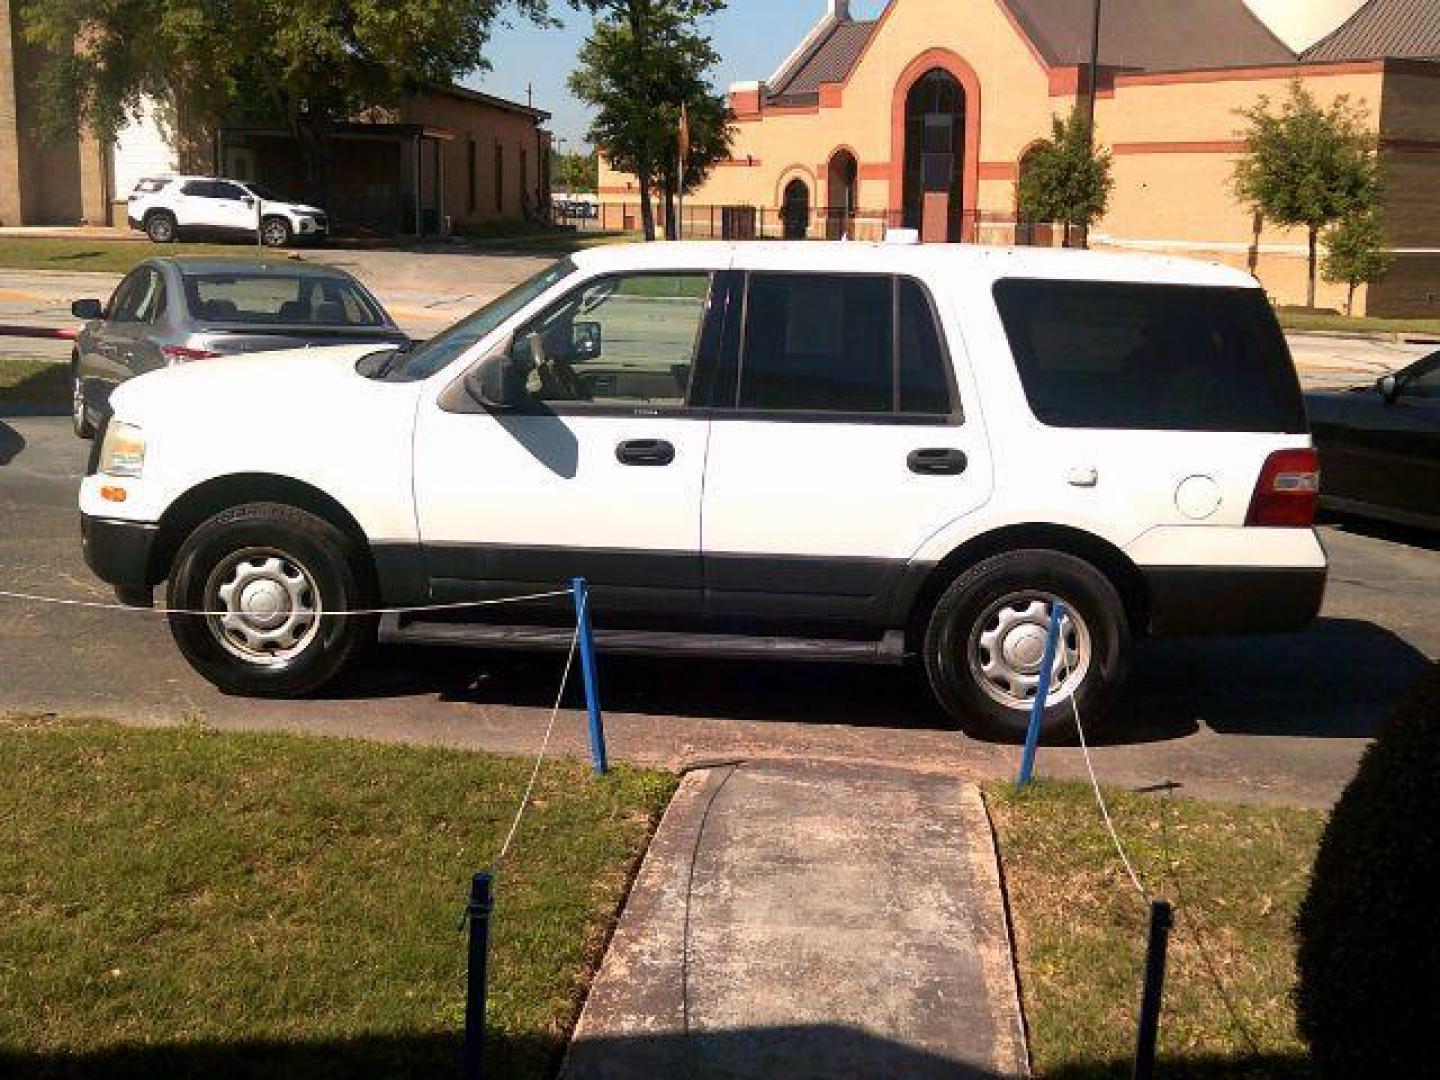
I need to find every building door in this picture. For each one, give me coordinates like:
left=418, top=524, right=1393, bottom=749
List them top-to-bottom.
left=902, top=69, right=965, bottom=243
left=225, top=148, right=256, bottom=184
left=826, top=150, right=858, bottom=239
left=781, top=179, right=810, bottom=240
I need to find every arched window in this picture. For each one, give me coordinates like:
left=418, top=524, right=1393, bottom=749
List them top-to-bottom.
left=902, top=69, right=965, bottom=242
left=826, top=149, right=858, bottom=239
left=781, top=178, right=811, bottom=240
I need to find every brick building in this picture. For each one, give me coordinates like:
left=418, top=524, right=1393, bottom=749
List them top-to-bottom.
left=1, top=0, right=550, bottom=235
left=600, top=0, right=1440, bottom=316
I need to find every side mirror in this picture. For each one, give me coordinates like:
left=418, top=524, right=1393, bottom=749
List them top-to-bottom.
left=241, top=195, right=256, bottom=207
left=71, top=298, right=104, bottom=320
left=465, top=353, right=529, bottom=410
left=1377, top=374, right=1400, bottom=402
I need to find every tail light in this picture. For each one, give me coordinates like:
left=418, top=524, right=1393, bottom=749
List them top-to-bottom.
left=162, top=345, right=222, bottom=361
left=1246, top=448, right=1320, bottom=527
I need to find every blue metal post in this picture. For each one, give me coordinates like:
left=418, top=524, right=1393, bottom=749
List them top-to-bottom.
left=572, top=577, right=608, bottom=776
left=1017, top=601, right=1066, bottom=789
left=462, top=871, right=494, bottom=1080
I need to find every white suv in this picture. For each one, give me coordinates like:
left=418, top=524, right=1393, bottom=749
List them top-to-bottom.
left=126, top=176, right=329, bottom=248
left=78, top=242, right=1326, bottom=739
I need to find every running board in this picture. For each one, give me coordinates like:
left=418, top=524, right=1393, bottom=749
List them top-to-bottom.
left=379, top=615, right=908, bottom=665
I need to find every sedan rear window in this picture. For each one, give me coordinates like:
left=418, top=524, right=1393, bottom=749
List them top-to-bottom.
left=182, top=273, right=385, bottom=327
left=993, top=279, right=1306, bottom=433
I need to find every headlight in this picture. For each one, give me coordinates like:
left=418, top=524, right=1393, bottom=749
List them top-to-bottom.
left=99, top=421, right=146, bottom=477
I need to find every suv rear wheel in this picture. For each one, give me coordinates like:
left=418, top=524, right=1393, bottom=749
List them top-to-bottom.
left=145, top=210, right=177, bottom=244
left=167, top=503, right=374, bottom=697
left=923, top=550, right=1130, bottom=742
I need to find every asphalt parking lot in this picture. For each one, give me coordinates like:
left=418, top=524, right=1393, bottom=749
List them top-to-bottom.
left=1, top=412, right=1435, bottom=808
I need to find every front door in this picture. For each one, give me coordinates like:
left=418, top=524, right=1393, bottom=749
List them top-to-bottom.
left=412, top=268, right=721, bottom=617
left=700, top=269, right=991, bottom=629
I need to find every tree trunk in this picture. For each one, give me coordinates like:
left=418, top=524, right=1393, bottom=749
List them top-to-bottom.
left=627, top=1, right=657, bottom=241
left=663, top=172, right=678, bottom=240
left=638, top=175, right=656, bottom=241
left=1307, top=226, right=1319, bottom=309
left=1346, top=281, right=1356, bottom=318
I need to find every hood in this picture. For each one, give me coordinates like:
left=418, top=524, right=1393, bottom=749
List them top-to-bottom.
left=264, top=199, right=325, bottom=216
left=108, top=342, right=405, bottom=427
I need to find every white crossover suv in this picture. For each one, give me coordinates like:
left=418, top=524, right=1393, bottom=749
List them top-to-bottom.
left=126, top=176, right=329, bottom=248
left=79, top=242, right=1326, bottom=740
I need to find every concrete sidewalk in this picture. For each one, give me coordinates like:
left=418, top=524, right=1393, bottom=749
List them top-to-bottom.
left=565, top=760, right=1028, bottom=1079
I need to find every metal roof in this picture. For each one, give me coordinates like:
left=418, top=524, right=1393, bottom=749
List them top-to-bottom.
left=1000, top=0, right=1296, bottom=72
left=1303, top=0, right=1440, bottom=62
left=766, top=19, right=878, bottom=104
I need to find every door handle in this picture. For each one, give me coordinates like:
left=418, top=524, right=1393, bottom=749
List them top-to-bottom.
left=616, top=439, right=676, bottom=467
left=908, top=447, right=967, bottom=476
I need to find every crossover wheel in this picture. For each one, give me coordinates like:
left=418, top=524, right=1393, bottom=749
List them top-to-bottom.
left=145, top=211, right=177, bottom=244
left=260, top=216, right=292, bottom=248
left=71, top=365, right=94, bottom=439
left=167, top=502, right=374, bottom=697
left=923, top=549, right=1130, bottom=742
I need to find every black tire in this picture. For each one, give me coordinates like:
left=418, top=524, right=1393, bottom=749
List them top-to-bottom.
left=145, top=211, right=177, bottom=244
left=260, top=216, right=292, bottom=248
left=70, top=361, right=95, bottom=439
left=166, top=502, right=374, bottom=697
left=923, top=549, right=1130, bottom=742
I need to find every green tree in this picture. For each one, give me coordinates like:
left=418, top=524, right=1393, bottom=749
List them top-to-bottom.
left=20, top=0, right=547, bottom=196
left=569, top=0, right=732, bottom=241
left=1233, top=81, right=1381, bottom=309
left=1015, top=108, right=1113, bottom=248
left=554, top=149, right=600, bottom=193
left=1322, top=209, right=1393, bottom=317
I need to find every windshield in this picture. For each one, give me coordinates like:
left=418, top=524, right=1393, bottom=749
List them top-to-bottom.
left=382, top=258, right=578, bottom=381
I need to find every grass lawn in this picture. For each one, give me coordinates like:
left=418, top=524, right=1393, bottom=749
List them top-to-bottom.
left=0, top=238, right=260, bottom=275
left=1277, top=311, right=1440, bottom=338
left=0, top=356, right=69, bottom=406
left=0, top=716, right=675, bottom=1079
left=986, top=781, right=1324, bottom=1079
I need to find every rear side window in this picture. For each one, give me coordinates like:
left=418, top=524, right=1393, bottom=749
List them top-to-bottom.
left=133, top=178, right=171, bottom=194
left=733, top=273, right=955, bottom=417
left=183, top=274, right=384, bottom=326
left=993, top=279, right=1306, bottom=433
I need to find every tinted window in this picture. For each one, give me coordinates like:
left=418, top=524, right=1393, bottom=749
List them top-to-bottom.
left=181, top=180, right=215, bottom=197
left=212, top=182, right=248, bottom=201
left=130, top=269, right=166, bottom=324
left=107, top=270, right=145, bottom=321
left=183, top=273, right=384, bottom=326
left=510, top=273, right=709, bottom=408
left=734, top=274, right=953, bottom=416
left=741, top=274, right=892, bottom=412
left=898, top=279, right=950, bottom=414
left=994, top=279, right=1306, bottom=433
left=1402, top=354, right=1440, bottom=400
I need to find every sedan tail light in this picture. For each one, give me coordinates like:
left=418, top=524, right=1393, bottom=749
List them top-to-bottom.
left=162, top=345, right=223, bottom=361
left=1246, top=448, right=1321, bottom=527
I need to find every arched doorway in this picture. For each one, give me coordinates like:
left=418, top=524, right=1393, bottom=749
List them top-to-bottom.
left=902, top=69, right=965, bottom=243
left=1015, top=144, right=1047, bottom=247
left=826, top=149, right=858, bottom=239
left=781, top=178, right=810, bottom=240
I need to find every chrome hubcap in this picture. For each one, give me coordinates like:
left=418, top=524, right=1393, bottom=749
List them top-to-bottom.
left=262, top=222, right=286, bottom=246
left=205, top=549, right=322, bottom=665
left=968, top=592, right=1091, bottom=711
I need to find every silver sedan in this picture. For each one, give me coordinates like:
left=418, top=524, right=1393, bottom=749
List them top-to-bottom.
left=70, top=257, right=410, bottom=437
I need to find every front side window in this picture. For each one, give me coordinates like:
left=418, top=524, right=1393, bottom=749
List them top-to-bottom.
left=212, top=182, right=248, bottom=201
left=130, top=269, right=166, bottom=324
left=107, top=270, right=145, bottom=321
left=507, top=273, right=710, bottom=409
left=732, top=273, right=955, bottom=417
left=994, top=279, right=1307, bottom=433
left=1401, top=353, right=1440, bottom=399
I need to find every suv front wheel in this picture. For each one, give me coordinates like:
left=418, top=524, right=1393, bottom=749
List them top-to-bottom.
left=167, top=503, right=374, bottom=697
left=924, top=550, right=1130, bottom=742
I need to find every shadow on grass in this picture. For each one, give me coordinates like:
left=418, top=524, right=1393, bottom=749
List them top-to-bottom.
left=0, top=363, right=69, bottom=416
left=0, top=1029, right=554, bottom=1080
left=1043, top=1051, right=1311, bottom=1080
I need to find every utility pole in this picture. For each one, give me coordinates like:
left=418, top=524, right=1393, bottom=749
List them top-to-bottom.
left=1085, top=0, right=1102, bottom=141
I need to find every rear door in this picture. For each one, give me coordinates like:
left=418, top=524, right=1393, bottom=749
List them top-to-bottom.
left=699, top=270, right=991, bottom=629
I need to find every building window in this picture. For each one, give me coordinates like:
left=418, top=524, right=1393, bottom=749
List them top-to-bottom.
left=468, top=138, right=478, bottom=213
left=495, top=142, right=504, bottom=213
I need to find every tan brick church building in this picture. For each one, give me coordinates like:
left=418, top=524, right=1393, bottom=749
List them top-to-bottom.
left=599, top=0, right=1440, bottom=316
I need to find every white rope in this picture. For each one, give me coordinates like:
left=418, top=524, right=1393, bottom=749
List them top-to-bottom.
left=0, top=587, right=572, bottom=619
left=492, top=623, right=581, bottom=868
left=1060, top=638, right=1150, bottom=905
